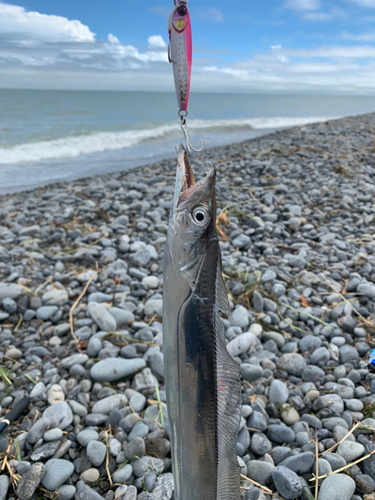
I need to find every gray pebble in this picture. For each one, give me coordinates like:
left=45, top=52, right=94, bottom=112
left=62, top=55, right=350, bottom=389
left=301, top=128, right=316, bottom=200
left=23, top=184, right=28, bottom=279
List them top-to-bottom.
left=88, top=302, right=117, bottom=332
left=90, top=357, right=146, bottom=382
left=240, top=364, right=264, bottom=382
left=269, top=379, right=289, bottom=404
left=43, top=401, right=73, bottom=430
left=268, top=425, right=295, bottom=444
left=77, top=429, right=99, bottom=447
left=86, top=440, right=107, bottom=467
left=337, top=441, right=364, bottom=462
left=42, top=459, right=74, bottom=491
left=247, top=461, right=274, bottom=485
left=112, top=464, right=133, bottom=483
left=272, top=466, right=302, bottom=500
left=318, top=474, right=355, bottom=500
left=0, top=475, right=9, bottom=500
left=57, top=485, right=77, bottom=500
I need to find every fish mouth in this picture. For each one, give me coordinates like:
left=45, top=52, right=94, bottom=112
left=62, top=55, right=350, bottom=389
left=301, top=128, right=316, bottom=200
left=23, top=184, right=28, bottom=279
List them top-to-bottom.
left=173, top=144, right=214, bottom=210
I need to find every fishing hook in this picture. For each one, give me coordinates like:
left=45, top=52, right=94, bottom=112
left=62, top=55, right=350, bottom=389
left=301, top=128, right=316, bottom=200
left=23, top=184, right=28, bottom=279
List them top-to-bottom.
left=179, top=113, right=203, bottom=154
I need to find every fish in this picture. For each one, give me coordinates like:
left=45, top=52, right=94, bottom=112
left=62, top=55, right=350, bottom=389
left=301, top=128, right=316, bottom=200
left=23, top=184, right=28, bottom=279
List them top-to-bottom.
left=168, top=1, right=192, bottom=115
left=163, top=144, right=242, bottom=500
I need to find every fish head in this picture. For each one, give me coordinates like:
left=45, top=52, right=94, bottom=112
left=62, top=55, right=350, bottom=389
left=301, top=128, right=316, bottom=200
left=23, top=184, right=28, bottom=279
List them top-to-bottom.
left=168, top=144, right=217, bottom=284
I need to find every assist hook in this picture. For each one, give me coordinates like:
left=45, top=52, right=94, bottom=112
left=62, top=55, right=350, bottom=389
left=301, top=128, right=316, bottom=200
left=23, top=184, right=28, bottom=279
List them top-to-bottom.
left=179, top=112, right=203, bottom=155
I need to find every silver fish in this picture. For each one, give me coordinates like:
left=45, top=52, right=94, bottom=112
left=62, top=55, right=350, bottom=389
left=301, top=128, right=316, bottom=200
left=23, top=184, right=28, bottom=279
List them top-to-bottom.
left=163, top=145, right=242, bottom=500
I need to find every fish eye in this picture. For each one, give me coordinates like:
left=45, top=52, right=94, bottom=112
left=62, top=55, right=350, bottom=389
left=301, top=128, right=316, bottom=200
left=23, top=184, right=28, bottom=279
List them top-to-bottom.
left=177, top=5, right=187, bottom=16
left=192, top=207, right=209, bottom=226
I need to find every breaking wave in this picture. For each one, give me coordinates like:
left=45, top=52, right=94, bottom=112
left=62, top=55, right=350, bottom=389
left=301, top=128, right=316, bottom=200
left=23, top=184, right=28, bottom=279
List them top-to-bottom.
left=0, top=115, right=336, bottom=165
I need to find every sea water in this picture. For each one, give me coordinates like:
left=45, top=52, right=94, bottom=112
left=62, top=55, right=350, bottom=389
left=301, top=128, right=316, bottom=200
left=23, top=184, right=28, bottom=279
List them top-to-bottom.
left=1, top=89, right=375, bottom=194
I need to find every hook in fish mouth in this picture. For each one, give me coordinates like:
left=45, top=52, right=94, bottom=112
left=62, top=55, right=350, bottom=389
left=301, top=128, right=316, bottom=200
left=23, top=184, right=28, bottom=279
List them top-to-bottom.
left=173, top=144, right=214, bottom=210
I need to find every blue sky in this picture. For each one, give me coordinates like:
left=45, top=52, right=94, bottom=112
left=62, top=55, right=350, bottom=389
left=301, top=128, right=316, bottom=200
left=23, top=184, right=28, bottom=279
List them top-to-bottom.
left=1, top=0, right=375, bottom=93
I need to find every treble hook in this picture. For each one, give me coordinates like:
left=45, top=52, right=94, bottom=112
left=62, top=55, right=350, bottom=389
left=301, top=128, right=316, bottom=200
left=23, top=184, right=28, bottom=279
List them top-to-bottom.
left=179, top=114, right=203, bottom=155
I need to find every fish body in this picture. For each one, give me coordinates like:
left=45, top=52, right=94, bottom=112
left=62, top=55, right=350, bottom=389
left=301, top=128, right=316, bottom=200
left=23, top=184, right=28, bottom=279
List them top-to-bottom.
left=168, top=1, right=192, bottom=113
left=163, top=145, right=241, bottom=500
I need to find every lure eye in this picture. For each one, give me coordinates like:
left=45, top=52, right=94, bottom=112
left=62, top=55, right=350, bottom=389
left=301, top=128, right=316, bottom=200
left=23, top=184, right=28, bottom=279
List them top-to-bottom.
left=177, top=5, right=187, bottom=16
left=192, top=207, right=209, bottom=226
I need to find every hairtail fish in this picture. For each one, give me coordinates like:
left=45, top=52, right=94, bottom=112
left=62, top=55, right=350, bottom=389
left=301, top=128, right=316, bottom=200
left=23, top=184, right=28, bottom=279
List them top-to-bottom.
left=163, top=144, right=242, bottom=500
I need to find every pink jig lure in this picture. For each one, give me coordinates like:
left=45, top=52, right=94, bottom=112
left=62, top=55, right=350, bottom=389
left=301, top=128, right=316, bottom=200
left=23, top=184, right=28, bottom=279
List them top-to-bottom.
left=168, top=0, right=192, bottom=115
left=168, top=0, right=202, bottom=153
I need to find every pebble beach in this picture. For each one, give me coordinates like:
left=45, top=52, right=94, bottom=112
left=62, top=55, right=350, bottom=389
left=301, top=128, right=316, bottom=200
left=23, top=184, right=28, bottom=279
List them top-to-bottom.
left=0, top=112, right=375, bottom=500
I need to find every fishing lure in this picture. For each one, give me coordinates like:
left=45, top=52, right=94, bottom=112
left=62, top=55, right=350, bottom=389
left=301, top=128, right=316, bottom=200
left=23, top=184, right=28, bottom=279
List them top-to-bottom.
left=168, top=0, right=202, bottom=153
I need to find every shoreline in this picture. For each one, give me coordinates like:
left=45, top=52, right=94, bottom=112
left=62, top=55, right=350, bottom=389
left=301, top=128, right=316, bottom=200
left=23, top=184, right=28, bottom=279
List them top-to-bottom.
left=0, top=111, right=359, bottom=201
left=0, top=112, right=375, bottom=499
left=0, top=126, right=280, bottom=197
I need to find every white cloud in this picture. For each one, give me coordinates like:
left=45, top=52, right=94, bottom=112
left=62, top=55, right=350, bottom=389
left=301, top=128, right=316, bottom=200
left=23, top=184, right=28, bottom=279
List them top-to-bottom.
left=284, top=0, right=320, bottom=11
left=350, top=0, right=375, bottom=7
left=0, top=1, right=168, bottom=73
left=1, top=1, right=375, bottom=95
left=284, top=1, right=346, bottom=21
left=0, top=2, right=95, bottom=43
left=149, top=6, right=171, bottom=17
left=196, top=7, right=223, bottom=23
left=302, top=11, right=333, bottom=20
left=342, top=30, right=375, bottom=40
left=108, top=34, right=120, bottom=44
left=62, top=35, right=168, bottom=66
left=148, top=35, right=167, bottom=49
left=286, top=44, right=375, bottom=57
left=271, top=45, right=289, bottom=62
left=277, top=55, right=290, bottom=63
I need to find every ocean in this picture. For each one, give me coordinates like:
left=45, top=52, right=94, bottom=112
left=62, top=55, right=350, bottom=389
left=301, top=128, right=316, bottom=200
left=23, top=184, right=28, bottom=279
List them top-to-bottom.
left=1, top=89, right=375, bottom=195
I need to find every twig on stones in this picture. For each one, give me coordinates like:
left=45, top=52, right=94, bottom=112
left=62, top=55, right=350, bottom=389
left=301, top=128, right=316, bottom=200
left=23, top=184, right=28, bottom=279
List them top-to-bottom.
left=249, top=188, right=267, bottom=208
left=69, top=270, right=98, bottom=351
left=320, top=273, right=375, bottom=332
left=34, top=276, right=52, bottom=294
left=18, top=283, right=38, bottom=297
left=279, top=302, right=334, bottom=329
left=14, top=314, right=23, bottom=332
left=100, top=332, right=157, bottom=347
left=155, top=386, right=164, bottom=427
left=320, top=421, right=360, bottom=456
left=105, top=426, right=113, bottom=487
left=314, top=432, right=319, bottom=500
left=310, top=447, right=375, bottom=481
left=240, top=474, right=273, bottom=494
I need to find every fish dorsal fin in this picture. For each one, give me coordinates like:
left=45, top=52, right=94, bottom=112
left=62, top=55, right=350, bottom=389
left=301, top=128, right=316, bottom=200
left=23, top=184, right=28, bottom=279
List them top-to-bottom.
left=215, top=256, right=231, bottom=318
left=214, top=260, right=242, bottom=500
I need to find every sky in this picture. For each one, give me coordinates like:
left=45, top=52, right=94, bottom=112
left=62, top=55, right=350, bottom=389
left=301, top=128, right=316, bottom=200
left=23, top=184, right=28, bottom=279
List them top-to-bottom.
left=1, top=0, right=375, bottom=94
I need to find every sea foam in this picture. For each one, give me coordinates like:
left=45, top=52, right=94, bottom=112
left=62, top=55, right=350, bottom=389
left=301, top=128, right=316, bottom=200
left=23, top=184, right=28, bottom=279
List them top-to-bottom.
left=0, top=116, right=335, bottom=165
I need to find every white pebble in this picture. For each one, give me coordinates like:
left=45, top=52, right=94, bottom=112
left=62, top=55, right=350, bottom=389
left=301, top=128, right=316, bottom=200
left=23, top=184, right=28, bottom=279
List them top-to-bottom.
left=47, top=384, right=65, bottom=405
